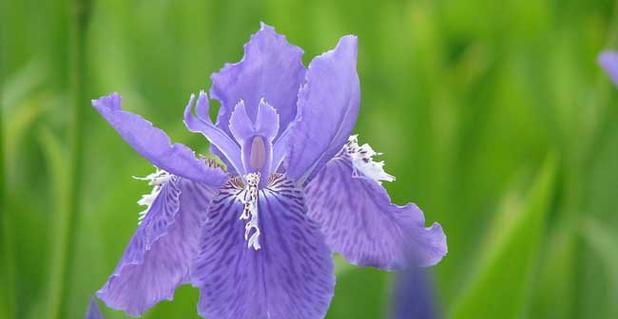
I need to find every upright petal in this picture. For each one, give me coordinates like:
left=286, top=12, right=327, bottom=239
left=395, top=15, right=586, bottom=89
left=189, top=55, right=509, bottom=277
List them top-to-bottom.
left=210, top=23, right=306, bottom=134
left=284, top=36, right=360, bottom=185
left=599, top=51, right=618, bottom=86
left=184, top=92, right=244, bottom=174
left=92, top=93, right=227, bottom=186
left=228, top=99, right=280, bottom=145
left=254, top=99, right=280, bottom=142
left=228, top=100, right=254, bottom=144
left=229, top=100, right=280, bottom=176
left=305, top=156, right=447, bottom=270
left=192, top=174, right=335, bottom=319
left=97, top=177, right=218, bottom=316
left=86, top=298, right=104, bottom=319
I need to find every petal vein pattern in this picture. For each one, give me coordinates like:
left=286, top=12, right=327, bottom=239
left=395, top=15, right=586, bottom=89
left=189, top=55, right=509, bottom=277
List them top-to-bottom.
left=305, top=149, right=447, bottom=270
left=192, top=174, right=335, bottom=319
left=97, top=177, right=218, bottom=316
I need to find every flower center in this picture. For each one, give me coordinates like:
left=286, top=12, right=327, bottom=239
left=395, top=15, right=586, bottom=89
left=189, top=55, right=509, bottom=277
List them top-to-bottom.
left=249, top=135, right=266, bottom=170
left=239, top=172, right=261, bottom=250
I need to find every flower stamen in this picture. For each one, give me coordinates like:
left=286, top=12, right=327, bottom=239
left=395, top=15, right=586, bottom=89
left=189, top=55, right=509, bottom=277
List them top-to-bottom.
left=345, top=135, right=395, bottom=184
left=133, top=168, right=172, bottom=224
left=239, top=172, right=261, bottom=250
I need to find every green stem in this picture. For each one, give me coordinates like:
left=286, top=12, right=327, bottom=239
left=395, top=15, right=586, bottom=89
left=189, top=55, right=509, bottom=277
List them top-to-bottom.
left=48, top=0, right=92, bottom=318
left=61, top=0, right=92, bottom=316
left=1, top=15, right=17, bottom=319
left=0, top=41, right=15, bottom=318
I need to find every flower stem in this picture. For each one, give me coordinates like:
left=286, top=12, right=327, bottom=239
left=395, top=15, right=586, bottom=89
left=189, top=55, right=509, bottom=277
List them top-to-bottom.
left=47, top=0, right=92, bottom=318
left=62, top=0, right=92, bottom=314
left=1, top=27, right=17, bottom=319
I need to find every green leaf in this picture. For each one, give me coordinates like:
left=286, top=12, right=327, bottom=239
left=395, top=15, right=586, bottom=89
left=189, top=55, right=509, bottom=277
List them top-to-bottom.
left=37, top=126, right=70, bottom=319
left=449, top=155, right=557, bottom=319
left=580, top=218, right=618, bottom=319
left=526, top=224, right=577, bottom=319
left=326, top=267, right=390, bottom=319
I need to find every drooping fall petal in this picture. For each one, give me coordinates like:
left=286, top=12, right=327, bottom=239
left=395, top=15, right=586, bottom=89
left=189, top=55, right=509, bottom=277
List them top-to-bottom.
left=305, top=155, right=446, bottom=270
left=192, top=175, right=335, bottom=319
left=98, top=178, right=218, bottom=316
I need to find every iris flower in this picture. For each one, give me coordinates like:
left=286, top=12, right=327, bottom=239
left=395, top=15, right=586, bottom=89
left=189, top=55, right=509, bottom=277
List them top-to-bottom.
left=93, top=23, right=447, bottom=319
left=600, top=51, right=618, bottom=85
left=391, top=269, right=438, bottom=319
left=86, top=298, right=103, bottom=319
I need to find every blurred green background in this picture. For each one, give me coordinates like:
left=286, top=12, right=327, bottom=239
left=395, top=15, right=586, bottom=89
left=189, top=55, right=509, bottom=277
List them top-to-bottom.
left=2, top=0, right=618, bottom=318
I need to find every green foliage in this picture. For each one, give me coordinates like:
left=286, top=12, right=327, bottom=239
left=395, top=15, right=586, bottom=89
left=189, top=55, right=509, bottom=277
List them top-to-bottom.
left=1, top=0, right=617, bottom=318
left=450, top=156, right=556, bottom=319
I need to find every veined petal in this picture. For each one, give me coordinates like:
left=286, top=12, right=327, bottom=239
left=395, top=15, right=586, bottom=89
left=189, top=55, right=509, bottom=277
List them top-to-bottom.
left=210, top=22, right=306, bottom=135
left=284, top=36, right=360, bottom=185
left=599, top=51, right=618, bottom=86
left=92, top=93, right=227, bottom=186
left=305, top=156, right=447, bottom=270
left=192, top=174, right=335, bottom=319
left=97, top=177, right=218, bottom=316
left=86, top=298, right=104, bottom=319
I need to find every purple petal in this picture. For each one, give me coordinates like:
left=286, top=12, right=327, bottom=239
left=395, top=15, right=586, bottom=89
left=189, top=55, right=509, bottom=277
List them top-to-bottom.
left=210, top=23, right=306, bottom=135
left=284, top=36, right=360, bottom=184
left=599, top=51, right=618, bottom=86
left=183, top=92, right=244, bottom=174
left=92, top=93, right=227, bottom=186
left=229, top=99, right=280, bottom=144
left=254, top=99, right=280, bottom=142
left=228, top=100, right=253, bottom=144
left=305, top=157, right=447, bottom=270
left=192, top=174, right=335, bottom=319
left=97, top=177, right=218, bottom=316
left=86, top=298, right=104, bottom=319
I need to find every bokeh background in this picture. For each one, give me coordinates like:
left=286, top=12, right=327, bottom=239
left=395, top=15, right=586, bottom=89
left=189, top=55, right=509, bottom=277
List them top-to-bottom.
left=2, top=0, right=618, bottom=318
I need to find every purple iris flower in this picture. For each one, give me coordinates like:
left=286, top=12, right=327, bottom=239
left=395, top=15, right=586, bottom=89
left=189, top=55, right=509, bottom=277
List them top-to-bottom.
left=93, top=23, right=447, bottom=319
left=599, top=51, right=618, bottom=85
left=391, top=269, right=438, bottom=319
left=86, top=298, right=104, bottom=319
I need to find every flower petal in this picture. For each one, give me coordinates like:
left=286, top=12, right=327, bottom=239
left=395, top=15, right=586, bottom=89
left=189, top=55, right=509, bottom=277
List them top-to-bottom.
left=210, top=23, right=306, bottom=135
left=284, top=36, right=360, bottom=184
left=599, top=51, right=618, bottom=86
left=183, top=92, right=244, bottom=174
left=92, top=93, right=227, bottom=186
left=229, top=99, right=280, bottom=176
left=229, top=99, right=280, bottom=145
left=305, top=157, right=447, bottom=270
left=192, top=175, right=335, bottom=319
left=97, top=177, right=218, bottom=316
left=86, top=298, right=104, bottom=319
